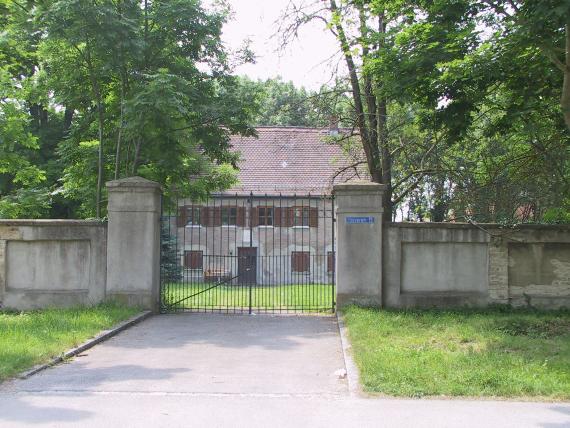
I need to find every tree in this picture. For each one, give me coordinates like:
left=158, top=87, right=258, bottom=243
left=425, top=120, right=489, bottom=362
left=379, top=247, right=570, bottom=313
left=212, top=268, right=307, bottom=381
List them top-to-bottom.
left=0, top=0, right=258, bottom=219
left=280, top=0, right=569, bottom=223
left=371, top=0, right=570, bottom=222
left=480, top=0, right=570, bottom=131
left=280, top=1, right=452, bottom=221
left=235, top=76, right=355, bottom=128
left=241, top=77, right=320, bottom=127
left=160, top=222, right=182, bottom=283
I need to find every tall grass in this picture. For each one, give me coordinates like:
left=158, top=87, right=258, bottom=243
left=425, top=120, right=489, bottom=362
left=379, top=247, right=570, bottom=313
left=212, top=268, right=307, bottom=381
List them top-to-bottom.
left=343, top=306, right=570, bottom=399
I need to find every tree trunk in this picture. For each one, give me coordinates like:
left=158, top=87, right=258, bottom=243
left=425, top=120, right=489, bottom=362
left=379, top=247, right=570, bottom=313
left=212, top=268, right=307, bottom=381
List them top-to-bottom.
left=329, top=0, right=383, bottom=180
left=115, top=2, right=126, bottom=180
left=376, top=13, right=392, bottom=222
left=562, top=20, right=570, bottom=131
left=85, top=40, right=104, bottom=218
left=115, top=76, right=125, bottom=180
left=379, top=97, right=392, bottom=223
left=96, top=100, right=104, bottom=218
left=29, top=104, right=48, bottom=130
left=63, top=107, right=74, bottom=135
left=132, top=139, right=142, bottom=175
left=430, top=177, right=447, bottom=222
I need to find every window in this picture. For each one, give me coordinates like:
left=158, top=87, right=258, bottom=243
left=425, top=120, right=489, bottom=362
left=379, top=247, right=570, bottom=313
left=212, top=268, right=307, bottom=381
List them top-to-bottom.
left=186, top=207, right=201, bottom=226
left=222, top=207, right=237, bottom=226
left=258, top=207, right=274, bottom=226
left=293, top=207, right=310, bottom=227
left=184, top=250, right=203, bottom=270
left=291, top=251, right=310, bottom=273
left=327, top=251, right=335, bottom=273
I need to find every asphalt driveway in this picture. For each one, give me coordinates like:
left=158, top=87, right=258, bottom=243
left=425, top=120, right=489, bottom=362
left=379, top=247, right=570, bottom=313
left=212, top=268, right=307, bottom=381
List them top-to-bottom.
left=0, top=314, right=569, bottom=428
left=2, top=314, right=347, bottom=397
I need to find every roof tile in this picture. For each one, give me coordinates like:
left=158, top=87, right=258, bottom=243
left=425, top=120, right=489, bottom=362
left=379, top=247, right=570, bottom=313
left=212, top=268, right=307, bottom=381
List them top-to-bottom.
left=225, top=127, right=368, bottom=195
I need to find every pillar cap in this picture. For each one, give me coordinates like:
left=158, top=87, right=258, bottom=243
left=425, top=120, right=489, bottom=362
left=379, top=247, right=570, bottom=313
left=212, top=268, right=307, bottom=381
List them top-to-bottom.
left=106, top=176, right=161, bottom=191
left=333, top=181, right=386, bottom=193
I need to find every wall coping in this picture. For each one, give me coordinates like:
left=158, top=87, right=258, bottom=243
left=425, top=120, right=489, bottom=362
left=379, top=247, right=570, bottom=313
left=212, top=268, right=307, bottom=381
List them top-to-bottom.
left=106, top=176, right=162, bottom=191
left=333, top=181, right=387, bottom=192
left=0, top=220, right=106, bottom=227
left=386, top=221, right=570, bottom=231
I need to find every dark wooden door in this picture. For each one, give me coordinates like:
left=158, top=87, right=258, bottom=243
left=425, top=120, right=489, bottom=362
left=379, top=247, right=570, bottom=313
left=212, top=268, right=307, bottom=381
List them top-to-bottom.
left=238, top=247, right=257, bottom=284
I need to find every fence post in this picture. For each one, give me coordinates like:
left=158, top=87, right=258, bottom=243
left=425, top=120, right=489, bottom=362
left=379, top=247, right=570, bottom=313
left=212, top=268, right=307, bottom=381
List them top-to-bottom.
left=106, top=177, right=162, bottom=312
left=333, top=182, right=385, bottom=307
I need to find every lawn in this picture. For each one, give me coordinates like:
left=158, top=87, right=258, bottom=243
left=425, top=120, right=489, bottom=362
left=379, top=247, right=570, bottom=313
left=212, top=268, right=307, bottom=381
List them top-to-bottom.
left=161, top=282, right=335, bottom=312
left=0, top=303, right=139, bottom=382
left=343, top=306, right=570, bottom=399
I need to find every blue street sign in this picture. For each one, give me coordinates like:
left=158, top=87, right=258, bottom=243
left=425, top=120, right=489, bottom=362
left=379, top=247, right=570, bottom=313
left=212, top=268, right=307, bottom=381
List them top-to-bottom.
left=346, top=216, right=375, bottom=224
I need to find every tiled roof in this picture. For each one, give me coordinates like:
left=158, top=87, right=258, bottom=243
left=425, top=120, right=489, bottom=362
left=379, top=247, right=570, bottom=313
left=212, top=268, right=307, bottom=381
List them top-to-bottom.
left=224, top=126, right=368, bottom=195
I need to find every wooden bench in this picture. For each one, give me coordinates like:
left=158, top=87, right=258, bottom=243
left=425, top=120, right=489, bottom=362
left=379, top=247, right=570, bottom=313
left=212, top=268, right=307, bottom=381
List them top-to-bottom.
left=204, top=269, right=232, bottom=283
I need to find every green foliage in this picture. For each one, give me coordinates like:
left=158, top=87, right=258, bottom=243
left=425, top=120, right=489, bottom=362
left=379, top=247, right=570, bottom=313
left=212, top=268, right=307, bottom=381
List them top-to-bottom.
left=0, top=0, right=257, bottom=219
left=2, top=0, right=569, bottom=222
left=365, top=0, right=570, bottom=222
left=0, top=66, right=49, bottom=218
left=239, top=76, right=351, bottom=127
left=245, top=77, right=320, bottom=126
left=57, top=140, right=101, bottom=218
left=0, top=188, right=51, bottom=219
left=543, top=205, right=570, bottom=224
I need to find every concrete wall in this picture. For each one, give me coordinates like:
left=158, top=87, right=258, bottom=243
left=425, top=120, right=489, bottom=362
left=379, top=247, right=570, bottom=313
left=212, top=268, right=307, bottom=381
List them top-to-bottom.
left=0, top=177, right=162, bottom=312
left=3, top=177, right=569, bottom=311
left=106, top=177, right=161, bottom=311
left=334, top=182, right=384, bottom=307
left=333, top=183, right=570, bottom=310
left=0, top=220, right=107, bottom=310
left=383, top=223, right=570, bottom=309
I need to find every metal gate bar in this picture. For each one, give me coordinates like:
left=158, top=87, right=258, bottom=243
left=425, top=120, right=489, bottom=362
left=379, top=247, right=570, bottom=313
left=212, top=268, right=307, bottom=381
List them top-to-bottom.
left=159, top=192, right=336, bottom=314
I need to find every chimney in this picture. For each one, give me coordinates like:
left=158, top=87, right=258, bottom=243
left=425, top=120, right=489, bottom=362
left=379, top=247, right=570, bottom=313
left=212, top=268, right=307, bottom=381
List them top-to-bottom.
left=328, top=115, right=339, bottom=136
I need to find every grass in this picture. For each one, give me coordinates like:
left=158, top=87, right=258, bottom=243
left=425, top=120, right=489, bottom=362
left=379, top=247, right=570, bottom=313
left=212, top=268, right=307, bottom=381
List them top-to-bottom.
left=161, top=282, right=335, bottom=312
left=0, top=302, right=139, bottom=382
left=343, top=305, right=570, bottom=400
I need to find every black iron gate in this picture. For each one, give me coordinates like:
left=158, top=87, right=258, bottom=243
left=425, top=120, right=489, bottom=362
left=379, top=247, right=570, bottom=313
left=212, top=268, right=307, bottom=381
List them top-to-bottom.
left=160, top=193, right=336, bottom=314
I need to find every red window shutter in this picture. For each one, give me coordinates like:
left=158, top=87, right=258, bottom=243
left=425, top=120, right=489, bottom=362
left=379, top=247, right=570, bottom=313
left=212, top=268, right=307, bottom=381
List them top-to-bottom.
left=177, top=206, right=188, bottom=227
left=201, top=207, right=210, bottom=226
left=213, top=207, right=222, bottom=226
left=237, top=207, right=246, bottom=226
left=250, top=207, right=258, bottom=227
left=309, top=207, right=318, bottom=227
left=185, top=251, right=203, bottom=269
left=191, top=251, right=203, bottom=269
left=291, top=251, right=310, bottom=272
left=291, top=252, right=299, bottom=272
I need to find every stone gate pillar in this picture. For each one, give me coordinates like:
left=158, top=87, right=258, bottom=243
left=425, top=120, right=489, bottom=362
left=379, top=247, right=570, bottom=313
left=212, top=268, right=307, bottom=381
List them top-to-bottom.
left=106, top=177, right=161, bottom=312
left=334, top=182, right=385, bottom=307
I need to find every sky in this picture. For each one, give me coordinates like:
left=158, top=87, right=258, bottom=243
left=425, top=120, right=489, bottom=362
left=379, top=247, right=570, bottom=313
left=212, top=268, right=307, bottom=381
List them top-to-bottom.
left=216, top=0, right=343, bottom=90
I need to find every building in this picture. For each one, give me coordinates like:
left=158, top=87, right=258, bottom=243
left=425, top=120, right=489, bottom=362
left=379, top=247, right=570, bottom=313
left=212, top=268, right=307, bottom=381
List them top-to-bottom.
left=169, top=126, right=365, bottom=287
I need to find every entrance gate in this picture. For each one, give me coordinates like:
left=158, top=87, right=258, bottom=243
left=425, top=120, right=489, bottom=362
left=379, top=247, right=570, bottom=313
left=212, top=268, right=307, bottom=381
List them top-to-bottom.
left=160, top=193, right=336, bottom=314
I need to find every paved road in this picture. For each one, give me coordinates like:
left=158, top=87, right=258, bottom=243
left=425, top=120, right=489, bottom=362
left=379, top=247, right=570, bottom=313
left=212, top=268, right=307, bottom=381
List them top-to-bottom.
left=0, top=314, right=569, bottom=428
